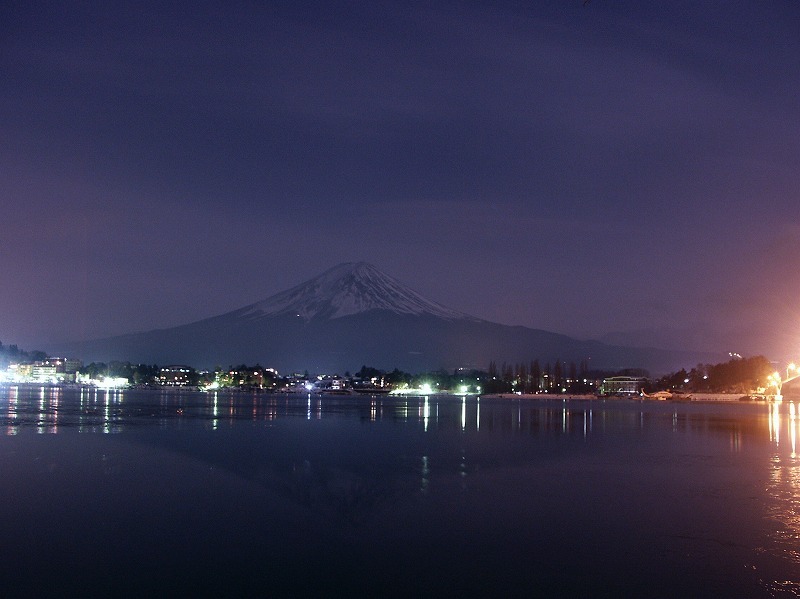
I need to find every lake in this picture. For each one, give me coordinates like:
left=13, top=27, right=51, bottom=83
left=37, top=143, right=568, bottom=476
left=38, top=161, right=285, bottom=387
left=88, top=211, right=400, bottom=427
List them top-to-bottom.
left=1, top=386, right=799, bottom=597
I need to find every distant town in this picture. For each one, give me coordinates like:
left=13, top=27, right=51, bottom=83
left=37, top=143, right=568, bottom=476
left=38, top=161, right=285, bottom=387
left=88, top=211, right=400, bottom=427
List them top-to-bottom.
left=0, top=340, right=778, bottom=399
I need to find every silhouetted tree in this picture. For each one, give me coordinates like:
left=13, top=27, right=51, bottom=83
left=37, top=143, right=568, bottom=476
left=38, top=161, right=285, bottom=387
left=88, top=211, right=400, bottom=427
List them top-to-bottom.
left=554, top=359, right=563, bottom=391
left=531, top=360, right=541, bottom=393
left=518, top=362, right=528, bottom=392
left=568, top=362, right=577, bottom=392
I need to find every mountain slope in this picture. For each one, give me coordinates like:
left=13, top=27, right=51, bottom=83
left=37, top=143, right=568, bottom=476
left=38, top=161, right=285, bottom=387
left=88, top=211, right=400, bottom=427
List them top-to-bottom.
left=241, top=262, right=475, bottom=322
left=49, top=263, right=721, bottom=373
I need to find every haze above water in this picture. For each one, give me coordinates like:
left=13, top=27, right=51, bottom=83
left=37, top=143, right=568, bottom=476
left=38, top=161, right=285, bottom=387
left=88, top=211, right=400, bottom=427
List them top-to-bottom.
left=2, top=387, right=800, bottom=597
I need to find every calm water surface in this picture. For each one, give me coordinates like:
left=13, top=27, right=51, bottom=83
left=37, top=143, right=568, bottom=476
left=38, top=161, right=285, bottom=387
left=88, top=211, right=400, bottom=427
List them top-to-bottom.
left=1, top=386, right=800, bottom=597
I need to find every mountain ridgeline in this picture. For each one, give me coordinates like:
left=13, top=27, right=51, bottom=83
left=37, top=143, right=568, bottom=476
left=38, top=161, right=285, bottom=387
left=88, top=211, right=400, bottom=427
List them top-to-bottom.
left=50, top=263, right=721, bottom=373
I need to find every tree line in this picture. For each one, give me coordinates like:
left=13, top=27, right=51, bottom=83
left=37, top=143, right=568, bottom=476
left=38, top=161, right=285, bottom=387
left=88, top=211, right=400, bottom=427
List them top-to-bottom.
left=0, top=341, right=47, bottom=368
left=4, top=341, right=777, bottom=395
left=483, top=354, right=776, bottom=395
left=654, top=355, right=773, bottom=394
left=484, top=358, right=643, bottom=394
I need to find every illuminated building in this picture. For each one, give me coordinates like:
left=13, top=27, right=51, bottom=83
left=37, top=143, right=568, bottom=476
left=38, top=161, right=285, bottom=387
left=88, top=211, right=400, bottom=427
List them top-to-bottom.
left=30, top=364, right=57, bottom=383
left=158, top=365, right=194, bottom=386
left=600, top=376, right=645, bottom=395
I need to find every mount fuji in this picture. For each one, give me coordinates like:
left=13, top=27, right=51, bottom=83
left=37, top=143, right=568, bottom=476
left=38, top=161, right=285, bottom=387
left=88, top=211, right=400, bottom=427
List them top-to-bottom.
left=51, top=262, right=719, bottom=374
left=238, top=262, right=474, bottom=323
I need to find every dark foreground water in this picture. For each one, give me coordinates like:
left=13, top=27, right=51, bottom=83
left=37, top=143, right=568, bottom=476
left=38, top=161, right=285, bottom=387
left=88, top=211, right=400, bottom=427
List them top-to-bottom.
left=2, top=387, right=800, bottom=597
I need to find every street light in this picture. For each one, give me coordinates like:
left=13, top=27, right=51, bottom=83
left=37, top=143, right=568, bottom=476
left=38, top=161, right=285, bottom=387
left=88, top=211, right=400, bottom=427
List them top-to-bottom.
left=769, top=371, right=784, bottom=403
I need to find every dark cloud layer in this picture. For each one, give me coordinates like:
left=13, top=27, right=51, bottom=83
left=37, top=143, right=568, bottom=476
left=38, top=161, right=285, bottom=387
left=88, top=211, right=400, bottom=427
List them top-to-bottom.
left=2, top=1, right=799, bottom=361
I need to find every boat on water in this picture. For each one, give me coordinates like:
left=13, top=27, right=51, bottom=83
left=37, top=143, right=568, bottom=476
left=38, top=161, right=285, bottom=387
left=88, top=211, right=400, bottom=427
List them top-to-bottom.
left=352, top=386, right=391, bottom=395
left=314, top=388, right=352, bottom=395
left=641, top=389, right=674, bottom=400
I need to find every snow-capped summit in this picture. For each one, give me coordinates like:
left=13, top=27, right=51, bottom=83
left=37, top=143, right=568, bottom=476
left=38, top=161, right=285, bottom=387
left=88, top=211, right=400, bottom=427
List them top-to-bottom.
left=244, top=262, right=476, bottom=322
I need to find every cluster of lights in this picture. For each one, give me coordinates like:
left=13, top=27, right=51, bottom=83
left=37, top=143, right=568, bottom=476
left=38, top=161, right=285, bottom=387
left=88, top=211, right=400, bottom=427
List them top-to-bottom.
left=767, top=363, right=799, bottom=403
left=95, top=376, right=129, bottom=389
left=387, top=381, right=481, bottom=396
left=390, top=383, right=435, bottom=395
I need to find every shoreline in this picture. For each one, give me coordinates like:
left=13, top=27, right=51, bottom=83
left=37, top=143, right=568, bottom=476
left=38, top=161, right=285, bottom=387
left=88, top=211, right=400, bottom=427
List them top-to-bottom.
left=478, top=392, right=778, bottom=403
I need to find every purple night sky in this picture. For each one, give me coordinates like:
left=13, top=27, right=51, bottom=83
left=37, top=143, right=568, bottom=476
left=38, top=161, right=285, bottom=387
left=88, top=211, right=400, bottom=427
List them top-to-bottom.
left=2, top=1, right=799, bottom=360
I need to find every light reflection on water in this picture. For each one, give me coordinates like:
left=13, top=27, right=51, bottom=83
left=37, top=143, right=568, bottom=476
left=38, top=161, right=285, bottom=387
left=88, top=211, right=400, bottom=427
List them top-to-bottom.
left=0, top=386, right=790, bottom=445
left=4, top=386, right=800, bottom=596
left=763, top=402, right=800, bottom=595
